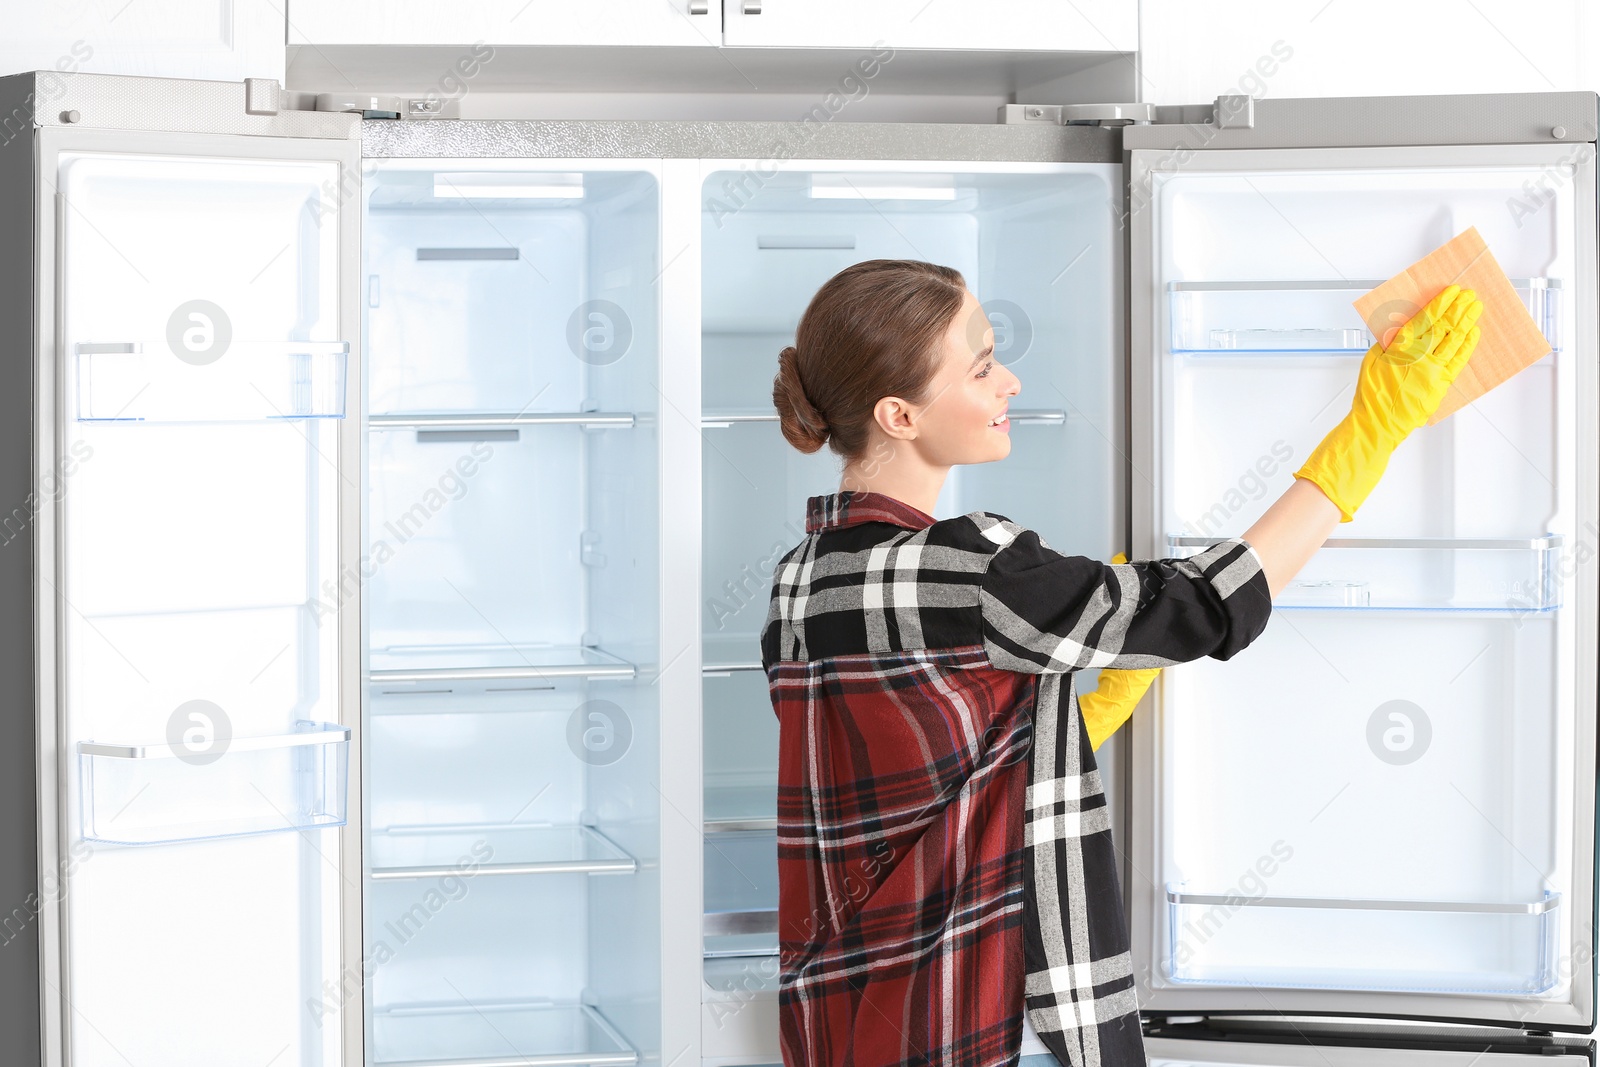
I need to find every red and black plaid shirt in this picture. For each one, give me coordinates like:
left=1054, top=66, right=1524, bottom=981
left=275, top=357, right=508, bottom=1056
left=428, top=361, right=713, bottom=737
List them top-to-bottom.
left=761, top=490, right=1272, bottom=1067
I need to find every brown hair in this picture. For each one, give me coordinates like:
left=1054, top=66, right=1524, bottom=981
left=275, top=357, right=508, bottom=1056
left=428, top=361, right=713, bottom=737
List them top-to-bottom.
left=773, top=259, right=968, bottom=461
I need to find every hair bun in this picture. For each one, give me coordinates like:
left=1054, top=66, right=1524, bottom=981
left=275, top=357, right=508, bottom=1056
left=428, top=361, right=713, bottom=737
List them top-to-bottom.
left=773, top=345, right=829, bottom=454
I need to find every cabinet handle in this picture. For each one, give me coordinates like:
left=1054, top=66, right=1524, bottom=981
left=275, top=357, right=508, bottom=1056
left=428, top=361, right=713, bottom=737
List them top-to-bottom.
left=688, top=0, right=708, bottom=11
left=742, top=0, right=762, bottom=11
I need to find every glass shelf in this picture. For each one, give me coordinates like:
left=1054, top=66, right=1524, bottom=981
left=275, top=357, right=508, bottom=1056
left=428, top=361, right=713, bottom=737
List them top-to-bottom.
left=1168, top=279, right=1560, bottom=354
left=75, top=341, right=348, bottom=421
left=700, top=407, right=1067, bottom=428
left=369, top=411, right=637, bottom=431
left=1168, top=534, right=1562, bottom=612
left=702, top=633, right=764, bottom=674
left=369, top=644, right=637, bottom=689
left=77, top=721, right=348, bottom=845
left=705, top=782, right=777, bottom=833
left=368, top=824, right=637, bottom=879
left=1165, top=883, right=1560, bottom=995
left=704, top=933, right=779, bottom=960
left=370, top=1000, right=638, bottom=1067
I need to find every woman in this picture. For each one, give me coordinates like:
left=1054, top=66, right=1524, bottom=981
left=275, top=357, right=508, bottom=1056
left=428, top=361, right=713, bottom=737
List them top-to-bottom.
left=761, top=259, right=1481, bottom=1067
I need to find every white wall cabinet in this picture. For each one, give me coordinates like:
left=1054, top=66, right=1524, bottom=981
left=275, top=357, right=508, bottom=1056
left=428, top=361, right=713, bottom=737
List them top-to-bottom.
left=0, top=0, right=285, bottom=83
left=287, top=0, right=1132, bottom=52
left=289, top=0, right=724, bottom=48
left=720, top=0, right=1135, bottom=51
left=1137, top=0, right=1595, bottom=103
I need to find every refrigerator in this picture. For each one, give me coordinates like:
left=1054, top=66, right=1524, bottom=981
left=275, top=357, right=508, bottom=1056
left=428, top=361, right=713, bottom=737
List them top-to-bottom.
left=0, top=70, right=1594, bottom=1067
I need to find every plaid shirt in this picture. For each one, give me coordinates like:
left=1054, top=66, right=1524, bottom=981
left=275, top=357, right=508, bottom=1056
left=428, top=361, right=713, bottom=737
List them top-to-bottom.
left=761, top=490, right=1272, bottom=1067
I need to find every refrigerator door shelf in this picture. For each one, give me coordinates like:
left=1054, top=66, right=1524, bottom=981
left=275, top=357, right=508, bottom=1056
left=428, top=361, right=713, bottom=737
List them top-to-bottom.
left=1169, top=279, right=1561, bottom=354
left=74, top=340, right=349, bottom=421
left=1168, top=534, right=1563, bottom=612
left=77, top=720, right=349, bottom=845
left=368, top=824, right=638, bottom=879
left=1165, top=883, right=1561, bottom=996
left=370, top=1000, right=638, bottom=1067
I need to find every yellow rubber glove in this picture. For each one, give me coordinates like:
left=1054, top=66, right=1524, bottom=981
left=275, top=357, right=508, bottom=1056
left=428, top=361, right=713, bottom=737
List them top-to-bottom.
left=1294, top=284, right=1484, bottom=522
left=1080, top=553, right=1162, bottom=751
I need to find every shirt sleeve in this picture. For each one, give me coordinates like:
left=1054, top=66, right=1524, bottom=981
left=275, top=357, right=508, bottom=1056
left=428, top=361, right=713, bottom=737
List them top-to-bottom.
left=979, top=530, right=1273, bottom=673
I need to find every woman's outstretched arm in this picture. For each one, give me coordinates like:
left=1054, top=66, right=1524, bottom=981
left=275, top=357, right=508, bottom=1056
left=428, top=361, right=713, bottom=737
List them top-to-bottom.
left=1243, top=284, right=1485, bottom=602
left=1240, top=477, right=1340, bottom=601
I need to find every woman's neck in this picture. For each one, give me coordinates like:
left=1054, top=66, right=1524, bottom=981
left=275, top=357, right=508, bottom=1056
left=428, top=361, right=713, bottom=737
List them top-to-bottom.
left=839, top=448, right=948, bottom=517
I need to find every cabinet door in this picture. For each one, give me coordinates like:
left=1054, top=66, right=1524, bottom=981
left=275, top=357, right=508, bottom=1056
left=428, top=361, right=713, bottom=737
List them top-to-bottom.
left=0, top=0, right=283, bottom=82
left=291, top=0, right=721, bottom=47
left=720, top=0, right=1135, bottom=51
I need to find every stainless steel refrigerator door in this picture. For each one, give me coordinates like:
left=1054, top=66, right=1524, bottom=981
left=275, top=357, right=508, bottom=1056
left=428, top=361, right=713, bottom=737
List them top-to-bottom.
left=1125, top=93, right=1598, bottom=1034
left=26, top=99, right=363, bottom=1065
left=1147, top=1032, right=1593, bottom=1067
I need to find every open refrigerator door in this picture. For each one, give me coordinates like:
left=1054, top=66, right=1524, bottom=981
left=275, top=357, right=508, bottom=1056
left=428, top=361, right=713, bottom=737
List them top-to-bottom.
left=24, top=79, right=364, bottom=1067
left=1125, top=92, right=1599, bottom=1062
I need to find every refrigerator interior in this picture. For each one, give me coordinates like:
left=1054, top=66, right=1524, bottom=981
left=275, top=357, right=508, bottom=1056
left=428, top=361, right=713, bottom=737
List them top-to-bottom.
left=58, top=150, right=347, bottom=1065
left=1147, top=158, right=1586, bottom=1003
left=362, top=163, right=662, bottom=1066
left=698, top=164, right=1122, bottom=1032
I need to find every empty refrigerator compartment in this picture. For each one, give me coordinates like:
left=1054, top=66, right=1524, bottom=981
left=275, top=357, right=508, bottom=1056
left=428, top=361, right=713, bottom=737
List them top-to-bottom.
left=364, top=167, right=654, bottom=416
left=1169, top=279, right=1561, bottom=354
left=74, top=341, right=348, bottom=421
left=366, top=422, right=649, bottom=684
left=1168, top=535, right=1562, bottom=611
left=1159, top=608, right=1566, bottom=1001
left=704, top=670, right=778, bottom=830
left=77, top=721, right=348, bottom=845
left=369, top=824, right=637, bottom=879
left=1165, top=884, right=1560, bottom=995
left=370, top=1000, right=638, bottom=1067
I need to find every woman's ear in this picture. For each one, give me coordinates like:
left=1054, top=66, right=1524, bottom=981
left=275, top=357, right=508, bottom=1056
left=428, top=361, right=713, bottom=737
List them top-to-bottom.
left=872, top=395, right=919, bottom=441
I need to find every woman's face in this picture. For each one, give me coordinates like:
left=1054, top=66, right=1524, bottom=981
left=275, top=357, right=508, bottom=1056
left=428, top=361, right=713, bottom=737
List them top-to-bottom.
left=907, top=288, right=1021, bottom=466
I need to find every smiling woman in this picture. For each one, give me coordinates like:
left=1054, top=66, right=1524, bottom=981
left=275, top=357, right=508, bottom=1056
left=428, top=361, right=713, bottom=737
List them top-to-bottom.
left=760, top=258, right=1482, bottom=1066
left=763, top=258, right=1281, bottom=1067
